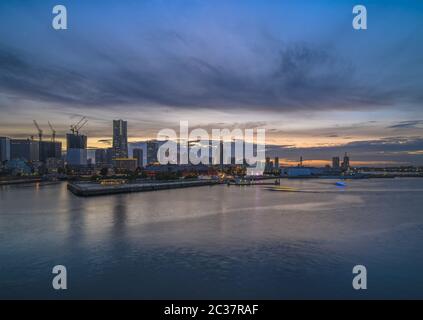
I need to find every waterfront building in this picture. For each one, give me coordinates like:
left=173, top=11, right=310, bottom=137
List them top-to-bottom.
left=113, top=120, right=128, bottom=159
left=66, top=133, right=87, bottom=166
left=66, top=133, right=87, bottom=149
left=0, top=137, right=10, bottom=162
left=10, top=139, right=39, bottom=162
left=147, top=140, right=159, bottom=164
left=219, top=140, right=224, bottom=168
left=39, top=141, right=62, bottom=162
left=133, top=148, right=144, bottom=168
left=66, top=149, right=88, bottom=166
left=95, top=149, right=107, bottom=166
left=342, top=152, right=350, bottom=170
left=265, top=157, right=273, bottom=173
left=274, top=157, right=280, bottom=169
left=332, top=157, right=340, bottom=169
left=114, top=158, right=137, bottom=172
left=282, top=167, right=325, bottom=177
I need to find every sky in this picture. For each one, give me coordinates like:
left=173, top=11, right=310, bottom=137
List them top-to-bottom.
left=0, top=0, right=422, bottom=166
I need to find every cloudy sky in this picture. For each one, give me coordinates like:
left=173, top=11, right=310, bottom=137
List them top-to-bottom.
left=0, top=0, right=422, bottom=165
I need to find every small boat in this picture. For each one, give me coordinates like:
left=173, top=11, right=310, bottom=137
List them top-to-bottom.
left=335, top=181, right=346, bottom=187
left=266, top=186, right=299, bottom=192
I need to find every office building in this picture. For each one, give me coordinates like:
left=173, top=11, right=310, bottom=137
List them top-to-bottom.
left=113, top=120, right=128, bottom=159
left=66, top=133, right=87, bottom=166
left=66, top=133, right=87, bottom=149
left=0, top=137, right=10, bottom=162
left=10, top=139, right=39, bottom=162
left=147, top=140, right=159, bottom=164
left=219, top=140, right=224, bottom=167
left=39, top=141, right=62, bottom=162
left=106, top=148, right=114, bottom=165
left=133, top=148, right=144, bottom=168
left=66, top=149, right=87, bottom=166
left=95, top=149, right=107, bottom=166
left=342, top=152, right=350, bottom=170
left=265, top=157, right=272, bottom=172
left=274, top=157, right=280, bottom=169
left=332, top=157, right=340, bottom=169
left=114, top=158, right=137, bottom=172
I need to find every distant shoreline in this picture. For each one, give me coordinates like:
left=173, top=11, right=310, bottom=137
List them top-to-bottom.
left=1, top=173, right=423, bottom=188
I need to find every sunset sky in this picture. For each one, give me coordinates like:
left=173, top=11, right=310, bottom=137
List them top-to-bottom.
left=0, top=0, right=422, bottom=165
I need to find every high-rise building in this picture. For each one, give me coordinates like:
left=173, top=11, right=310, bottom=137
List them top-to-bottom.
left=113, top=120, right=128, bottom=159
left=66, top=133, right=87, bottom=166
left=66, top=133, right=87, bottom=149
left=0, top=137, right=10, bottom=162
left=10, top=139, right=39, bottom=162
left=147, top=140, right=159, bottom=164
left=219, top=140, right=224, bottom=168
left=39, top=141, right=62, bottom=162
left=106, top=148, right=114, bottom=165
left=133, top=148, right=144, bottom=168
left=66, top=149, right=87, bottom=166
left=95, top=149, right=107, bottom=166
left=342, top=152, right=350, bottom=170
left=265, top=157, right=272, bottom=173
left=274, top=157, right=280, bottom=169
left=332, top=157, right=340, bottom=169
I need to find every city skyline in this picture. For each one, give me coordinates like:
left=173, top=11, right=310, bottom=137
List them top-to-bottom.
left=1, top=0, right=423, bottom=166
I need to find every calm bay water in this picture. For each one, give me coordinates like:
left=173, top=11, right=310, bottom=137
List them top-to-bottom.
left=1, top=178, right=423, bottom=299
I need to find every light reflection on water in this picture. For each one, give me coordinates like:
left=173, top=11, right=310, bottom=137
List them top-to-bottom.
left=1, top=178, right=423, bottom=299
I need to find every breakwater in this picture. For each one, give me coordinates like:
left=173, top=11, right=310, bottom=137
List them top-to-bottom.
left=68, top=179, right=220, bottom=197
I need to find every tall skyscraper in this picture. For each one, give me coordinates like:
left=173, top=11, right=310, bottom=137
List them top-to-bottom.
left=113, top=120, right=128, bottom=159
left=66, top=133, right=87, bottom=166
left=0, top=137, right=10, bottom=162
left=146, top=140, right=159, bottom=164
left=219, top=140, right=224, bottom=168
left=105, top=148, right=114, bottom=165
left=133, top=148, right=144, bottom=168
left=342, top=152, right=350, bottom=170
left=265, top=156, right=272, bottom=173
left=274, top=157, right=280, bottom=169
left=332, top=157, right=340, bottom=169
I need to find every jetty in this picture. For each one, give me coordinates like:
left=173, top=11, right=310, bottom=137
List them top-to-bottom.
left=67, top=179, right=220, bottom=197
left=227, top=179, right=281, bottom=186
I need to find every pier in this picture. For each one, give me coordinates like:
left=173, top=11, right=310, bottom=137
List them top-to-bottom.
left=67, top=179, right=220, bottom=197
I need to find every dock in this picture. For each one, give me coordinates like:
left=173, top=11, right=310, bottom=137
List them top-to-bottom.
left=67, top=179, right=220, bottom=197
left=227, top=179, right=281, bottom=186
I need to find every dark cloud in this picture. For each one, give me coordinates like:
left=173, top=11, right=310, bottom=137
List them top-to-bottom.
left=0, top=33, right=422, bottom=113
left=388, top=120, right=423, bottom=129
left=97, top=139, right=112, bottom=146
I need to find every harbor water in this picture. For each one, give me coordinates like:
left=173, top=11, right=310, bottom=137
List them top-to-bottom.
left=1, top=178, right=423, bottom=299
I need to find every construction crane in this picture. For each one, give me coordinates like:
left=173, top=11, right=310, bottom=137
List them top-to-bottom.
left=70, top=116, right=86, bottom=135
left=71, top=117, right=88, bottom=135
left=74, top=119, right=88, bottom=135
left=33, top=120, right=43, bottom=142
left=48, top=121, right=56, bottom=142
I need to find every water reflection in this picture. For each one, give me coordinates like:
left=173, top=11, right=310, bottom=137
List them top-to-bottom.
left=1, top=179, right=423, bottom=298
left=112, top=196, right=128, bottom=237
